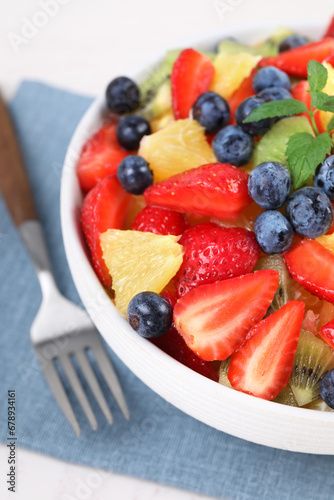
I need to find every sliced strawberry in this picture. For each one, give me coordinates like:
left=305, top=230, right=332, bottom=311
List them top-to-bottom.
left=324, top=15, right=334, bottom=38
left=258, top=38, right=334, bottom=78
left=171, top=49, right=215, bottom=120
left=227, top=69, right=256, bottom=124
left=291, top=80, right=325, bottom=133
left=77, top=120, right=132, bottom=192
left=144, top=163, right=252, bottom=221
left=81, top=175, right=132, bottom=286
left=131, top=206, right=189, bottom=235
left=175, top=222, right=260, bottom=297
left=284, top=239, right=334, bottom=304
left=173, top=269, right=279, bottom=361
left=228, top=301, right=304, bottom=401
left=319, top=319, right=334, bottom=350
left=151, top=324, right=219, bottom=381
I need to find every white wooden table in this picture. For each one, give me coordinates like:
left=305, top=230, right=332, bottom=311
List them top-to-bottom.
left=1, top=0, right=333, bottom=498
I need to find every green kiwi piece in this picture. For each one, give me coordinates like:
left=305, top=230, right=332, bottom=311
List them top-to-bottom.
left=218, top=27, right=297, bottom=58
left=140, top=79, right=171, bottom=121
left=253, top=116, right=314, bottom=168
left=255, top=254, right=295, bottom=316
left=289, top=330, right=334, bottom=407
left=219, top=359, right=232, bottom=389
left=273, top=383, right=298, bottom=406
left=303, top=399, right=334, bottom=412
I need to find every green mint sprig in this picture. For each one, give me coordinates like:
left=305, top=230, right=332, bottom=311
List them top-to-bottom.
left=244, top=60, right=334, bottom=188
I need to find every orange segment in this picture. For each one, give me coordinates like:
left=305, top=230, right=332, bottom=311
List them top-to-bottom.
left=210, top=53, right=261, bottom=99
left=138, top=119, right=216, bottom=182
left=100, top=229, right=183, bottom=316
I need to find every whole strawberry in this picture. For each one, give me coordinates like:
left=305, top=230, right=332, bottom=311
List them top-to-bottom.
left=131, top=206, right=189, bottom=235
left=176, top=222, right=260, bottom=297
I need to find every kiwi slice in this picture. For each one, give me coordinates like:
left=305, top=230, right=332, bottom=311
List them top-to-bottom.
left=218, top=27, right=297, bottom=58
left=140, top=79, right=172, bottom=121
left=253, top=116, right=314, bottom=168
left=255, top=254, right=295, bottom=315
left=289, top=330, right=334, bottom=406
left=218, top=359, right=232, bottom=389
left=273, top=383, right=298, bottom=406
left=303, top=399, right=334, bottom=412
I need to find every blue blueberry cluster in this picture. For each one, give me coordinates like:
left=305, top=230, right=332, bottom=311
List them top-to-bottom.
left=249, top=159, right=334, bottom=253
left=127, top=292, right=173, bottom=338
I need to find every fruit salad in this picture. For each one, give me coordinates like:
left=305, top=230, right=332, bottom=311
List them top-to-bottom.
left=78, top=17, right=334, bottom=412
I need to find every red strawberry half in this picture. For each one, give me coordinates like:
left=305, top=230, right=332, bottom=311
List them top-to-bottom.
left=258, top=38, right=334, bottom=78
left=171, top=49, right=215, bottom=119
left=77, top=120, right=131, bottom=192
left=144, top=163, right=252, bottom=221
left=81, top=175, right=132, bottom=286
left=131, top=206, right=189, bottom=235
left=175, top=222, right=261, bottom=297
left=284, top=239, right=334, bottom=304
left=173, top=269, right=279, bottom=361
left=150, top=291, right=218, bottom=381
left=228, top=301, right=304, bottom=401
left=319, top=320, right=334, bottom=351
left=151, top=324, right=219, bottom=381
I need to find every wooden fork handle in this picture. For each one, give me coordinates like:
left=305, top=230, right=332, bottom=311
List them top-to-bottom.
left=0, top=92, right=37, bottom=226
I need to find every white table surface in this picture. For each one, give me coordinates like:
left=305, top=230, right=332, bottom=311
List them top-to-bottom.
left=1, top=0, right=334, bottom=499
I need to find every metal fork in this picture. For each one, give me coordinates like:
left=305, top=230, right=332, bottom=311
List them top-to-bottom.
left=0, top=93, right=129, bottom=436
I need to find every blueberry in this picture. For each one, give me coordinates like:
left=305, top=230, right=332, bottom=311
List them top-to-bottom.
left=279, top=35, right=308, bottom=53
left=253, top=66, right=291, bottom=93
left=106, top=76, right=140, bottom=114
left=257, top=86, right=293, bottom=102
left=192, top=92, right=230, bottom=134
left=235, top=96, right=271, bottom=136
left=116, top=115, right=151, bottom=151
left=212, top=125, right=254, bottom=167
left=117, top=155, right=153, bottom=194
left=314, top=155, right=334, bottom=201
left=248, top=161, right=291, bottom=209
left=286, top=187, right=333, bottom=238
left=254, top=211, right=294, bottom=254
left=127, top=291, right=173, bottom=338
left=320, top=369, right=334, bottom=409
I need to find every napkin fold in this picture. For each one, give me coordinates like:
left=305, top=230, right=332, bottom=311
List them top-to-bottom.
left=1, top=81, right=334, bottom=500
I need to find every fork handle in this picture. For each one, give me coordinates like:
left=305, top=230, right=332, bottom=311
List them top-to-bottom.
left=0, top=92, right=37, bottom=226
left=0, top=93, right=56, bottom=285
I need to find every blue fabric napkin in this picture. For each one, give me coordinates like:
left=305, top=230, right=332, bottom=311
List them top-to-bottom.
left=1, top=81, right=334, bottom=500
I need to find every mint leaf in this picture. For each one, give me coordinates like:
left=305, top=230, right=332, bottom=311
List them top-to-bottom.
left=307, top=60, right=328, bottom=92
left=310, top=90, right=330, bottom=109
left=310, top=91, right=334, bottom=112
left=319, top=96, right=334, bottom=113
left=243, top=99, right=307, bottom=123
left=327, top=115, right=334, bottom=133
left=286, top=132, right=332, bottom=188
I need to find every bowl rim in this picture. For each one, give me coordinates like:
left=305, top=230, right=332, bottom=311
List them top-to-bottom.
left=60, top=19, right=334, bottom=454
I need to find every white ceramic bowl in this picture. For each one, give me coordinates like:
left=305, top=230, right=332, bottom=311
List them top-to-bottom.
left=61, top=20, right=334, bottom=454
